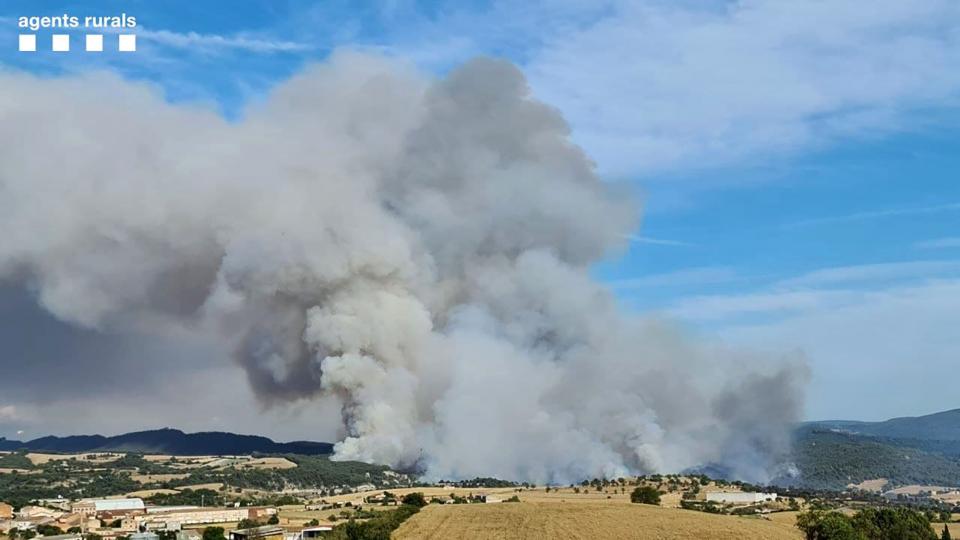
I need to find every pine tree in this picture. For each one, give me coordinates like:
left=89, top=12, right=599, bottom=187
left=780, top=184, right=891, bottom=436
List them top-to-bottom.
left=943, top=524, right=952, bottom=540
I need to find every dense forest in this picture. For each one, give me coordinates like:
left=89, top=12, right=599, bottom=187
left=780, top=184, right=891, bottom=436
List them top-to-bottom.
left=792, top=428, right=960, bottom=490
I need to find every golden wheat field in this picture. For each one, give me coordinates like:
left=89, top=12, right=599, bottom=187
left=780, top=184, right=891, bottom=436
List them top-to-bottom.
left=392, top=501, right=803, bottom=540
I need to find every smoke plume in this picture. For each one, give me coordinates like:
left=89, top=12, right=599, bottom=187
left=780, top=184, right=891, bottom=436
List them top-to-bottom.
left=0, top=52, right=806, bottom=484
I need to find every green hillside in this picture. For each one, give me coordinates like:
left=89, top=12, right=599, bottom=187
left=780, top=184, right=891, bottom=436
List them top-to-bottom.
left=793, top=427, right=960, bottom=490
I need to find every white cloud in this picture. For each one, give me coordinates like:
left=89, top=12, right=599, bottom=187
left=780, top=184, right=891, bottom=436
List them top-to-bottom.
left=520, top=0, right=960, bottom=176
left=137, top=28, right=310, bottom=53
left=915, top=237, right=960, bottom=249
left=655, top=258, right=960, bottom=420
left=718, top=279, right=960, bottom=420
left=0, top=405, right=18, bottom=422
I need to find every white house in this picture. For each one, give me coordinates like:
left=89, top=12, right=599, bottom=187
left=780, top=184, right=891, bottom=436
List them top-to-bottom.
left=705, top=492, right=777, bottom=504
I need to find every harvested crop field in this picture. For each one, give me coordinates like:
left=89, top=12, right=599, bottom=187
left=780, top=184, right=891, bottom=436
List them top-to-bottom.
left=25, top=452, right=122, bottom=465
left=236, top=457, right=297, bottom=470
left=131, top=473, right=190, bottom=483
left=393, top=502, right=802, bottom=540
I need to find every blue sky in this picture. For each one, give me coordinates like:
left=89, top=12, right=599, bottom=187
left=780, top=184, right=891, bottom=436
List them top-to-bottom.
left=2, top=0, right=959, bottom=423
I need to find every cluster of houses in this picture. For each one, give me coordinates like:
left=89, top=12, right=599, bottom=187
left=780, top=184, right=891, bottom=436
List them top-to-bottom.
left=880, top=486, right=960, bottom=505
left=0, top=498, right=331, bottom=540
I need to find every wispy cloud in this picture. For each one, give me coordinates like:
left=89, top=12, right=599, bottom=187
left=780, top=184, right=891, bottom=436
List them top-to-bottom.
left=137, top=28, right=310, bottom=54
left=787, top=202, right=960, bottom=228
left=624, top=234, right=694, bottom=247
left=915, top=237, right=960, bottom=249
left=664, top=260, right=960, bottom=321
left=776, top=260, right=960, bottom=288
left=610, top=266, right=736, bottom=290
left=667, top=289, right=859, bottom=321
left=0, top=405, right=18, bottom=422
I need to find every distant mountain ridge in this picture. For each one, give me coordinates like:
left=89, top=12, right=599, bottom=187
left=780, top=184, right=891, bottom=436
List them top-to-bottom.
left=808, top=408, right=960, bottom=441
left=0, top=428, right=333, bottom=455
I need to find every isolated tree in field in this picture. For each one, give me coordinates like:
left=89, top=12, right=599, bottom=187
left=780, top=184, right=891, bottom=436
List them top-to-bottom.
left=630, top=486, right=661, bottom=505
left=401, top=492, right=427, bottom=507
left=267, top=514, right=280, bottom=525
left=943, top=524, right=952, bottom=540
left=202, top=527, right=226, bottom=540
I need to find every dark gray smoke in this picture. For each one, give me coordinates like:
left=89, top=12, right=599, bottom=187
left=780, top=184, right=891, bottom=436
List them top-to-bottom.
left=0, top=52, right=807, bottom=484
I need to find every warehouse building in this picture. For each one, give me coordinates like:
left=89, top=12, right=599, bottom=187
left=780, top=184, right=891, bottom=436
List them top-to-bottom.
left=73, top=499, right=146, bottom=516
left=143, top=506, right=277, bottom=530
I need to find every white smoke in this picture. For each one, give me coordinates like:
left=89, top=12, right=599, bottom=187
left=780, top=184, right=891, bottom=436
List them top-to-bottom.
left=0, top=51, right=807, bottom=484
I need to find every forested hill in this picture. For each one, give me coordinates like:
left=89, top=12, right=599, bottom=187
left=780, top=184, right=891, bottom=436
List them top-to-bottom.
left=790, top=426, right=960, bottom=490
left=0, top=428, right=333, bottom=455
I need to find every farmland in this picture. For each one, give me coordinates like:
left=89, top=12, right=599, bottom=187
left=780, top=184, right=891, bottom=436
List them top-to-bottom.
left=393, top=501, right=802, bottom=540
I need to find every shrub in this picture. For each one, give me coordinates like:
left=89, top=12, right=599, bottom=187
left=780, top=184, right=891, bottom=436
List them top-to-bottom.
left=630, top=486, right=661, bottom=505
left=400, top=492, right=428, bottom=507
left=327, top=504, right=420, bottom=540
left=796, top=508, right=937, bottom=540
left=202, top=527, right=226, bottom=540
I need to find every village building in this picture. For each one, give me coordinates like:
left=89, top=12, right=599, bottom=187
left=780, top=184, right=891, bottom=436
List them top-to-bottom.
left=72, top=498, right=145, bottom=517
left=36, top=499, right=72, bottom=511
left=0, top=503, right=13, bottom=520
left=18, top=506, right=63, bottom=519
left=142, top=507, right=276, bottom=530
left=54, top=513, right=83, bottom=530
left=5, top=518, right=38, bottom=531
left=229, top=525, right=284, bottom=540
left=285, top=526, right=334, bottom=540
left=176, top=530, right=202, bottom=540
left=129, top=531, right=160, bottom=540
left=33, top=534, right=82, bottom=540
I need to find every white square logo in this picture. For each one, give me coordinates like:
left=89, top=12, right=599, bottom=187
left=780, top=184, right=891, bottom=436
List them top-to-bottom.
left=19, top=34, right=36, bottom=52
left=52, top=34, right=70, bottom=52
left=86, top=34, right=103, bottom=52
left=118, top=34, right=136, bottom=52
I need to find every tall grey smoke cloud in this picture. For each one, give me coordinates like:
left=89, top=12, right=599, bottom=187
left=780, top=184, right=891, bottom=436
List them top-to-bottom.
left=0, top=51, right=806, bottom=484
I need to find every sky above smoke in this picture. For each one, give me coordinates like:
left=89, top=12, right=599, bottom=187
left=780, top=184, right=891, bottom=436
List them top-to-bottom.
left=0, top=52, right=806, bottom=483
